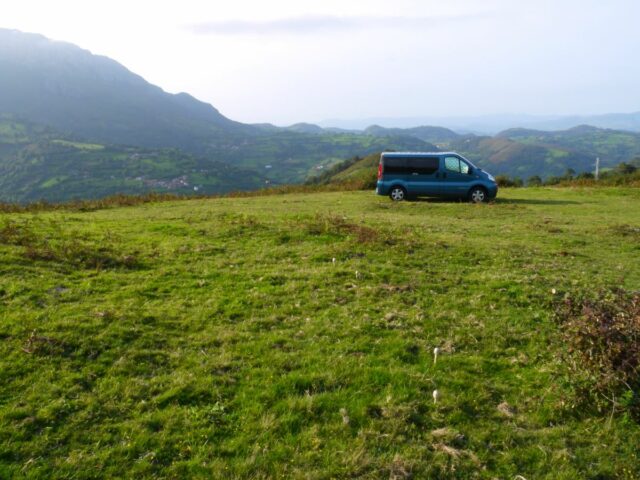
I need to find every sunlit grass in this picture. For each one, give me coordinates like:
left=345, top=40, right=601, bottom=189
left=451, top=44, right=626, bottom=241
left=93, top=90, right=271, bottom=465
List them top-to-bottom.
left=1, top=187, right=639, bottom=478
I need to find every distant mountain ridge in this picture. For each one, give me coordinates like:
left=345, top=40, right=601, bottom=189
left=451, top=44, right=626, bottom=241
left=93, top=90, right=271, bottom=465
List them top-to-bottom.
left=0, top=28, right=256, bottom=152
left=319, top=112, right=640, bottom=135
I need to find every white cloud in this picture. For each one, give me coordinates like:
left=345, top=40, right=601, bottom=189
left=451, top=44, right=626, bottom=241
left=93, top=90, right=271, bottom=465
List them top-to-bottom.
left=187, top=13, right=489, bottom=36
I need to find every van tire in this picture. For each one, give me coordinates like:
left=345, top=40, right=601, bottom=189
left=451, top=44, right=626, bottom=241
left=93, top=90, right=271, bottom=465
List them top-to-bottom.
left=389, top=186, right=407, bottom=202
left=469, top=186, right=488, bottom=203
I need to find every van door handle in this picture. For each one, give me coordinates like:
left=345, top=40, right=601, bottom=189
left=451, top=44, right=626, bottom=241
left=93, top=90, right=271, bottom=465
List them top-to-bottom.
left=412, top=172, right=419, bottom=176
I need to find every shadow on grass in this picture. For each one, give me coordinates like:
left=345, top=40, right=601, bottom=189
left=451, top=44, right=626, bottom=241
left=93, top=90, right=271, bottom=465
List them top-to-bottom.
left=406, top=197, right=580, bottom=205
left=494, top=197, right=581, bottom=205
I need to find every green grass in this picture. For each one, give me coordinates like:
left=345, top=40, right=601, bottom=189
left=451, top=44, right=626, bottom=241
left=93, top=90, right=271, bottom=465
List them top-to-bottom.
left=1, top=187, right=639, bottom=478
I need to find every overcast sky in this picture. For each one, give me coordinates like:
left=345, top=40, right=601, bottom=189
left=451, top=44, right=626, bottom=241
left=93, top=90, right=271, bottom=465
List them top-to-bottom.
left=2, top=0, right=639, bottom=125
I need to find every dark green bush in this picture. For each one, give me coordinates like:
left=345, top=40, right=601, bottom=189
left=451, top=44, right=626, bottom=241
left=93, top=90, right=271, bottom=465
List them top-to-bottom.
left=495, top=175, right=523, bottom=187
left=527, top=175, right=543, bottom=186
left=555, top=288, right=640, bottom=420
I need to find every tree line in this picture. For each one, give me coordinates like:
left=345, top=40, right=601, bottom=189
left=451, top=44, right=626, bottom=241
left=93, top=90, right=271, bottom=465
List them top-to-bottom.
left=496, top=157, right=640, bottom=187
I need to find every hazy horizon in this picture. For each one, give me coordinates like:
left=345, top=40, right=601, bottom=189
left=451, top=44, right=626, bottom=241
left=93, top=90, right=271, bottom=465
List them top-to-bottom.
left=2, top=0, right=640, bottom=125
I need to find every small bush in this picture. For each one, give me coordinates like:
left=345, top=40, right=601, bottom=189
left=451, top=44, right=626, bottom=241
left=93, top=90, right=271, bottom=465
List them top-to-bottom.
left=495, top=175, right=523, bottom=188
left=527, top=175, right=543, bottom=187
left=555, top=288, right=640, bottom=419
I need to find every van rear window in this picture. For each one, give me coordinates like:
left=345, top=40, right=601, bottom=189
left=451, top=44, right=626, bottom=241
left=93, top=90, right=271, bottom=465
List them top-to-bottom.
left=383, top=157, right=439, bottom=175
left=384, top=157, right=407, bottom=173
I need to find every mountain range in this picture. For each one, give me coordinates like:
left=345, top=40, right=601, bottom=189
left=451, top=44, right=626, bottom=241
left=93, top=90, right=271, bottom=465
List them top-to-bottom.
left=1, top=28, right=639, bottom=202
left=319, top=112, right=640, bottom=134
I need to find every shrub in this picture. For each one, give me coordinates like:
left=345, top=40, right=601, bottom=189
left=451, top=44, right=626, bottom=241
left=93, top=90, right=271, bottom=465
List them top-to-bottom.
left=615, top=162, right=638, bottom=175
left=576, top=172, right=595, bottom=180
left=495, top=175, right=523, bottom=188
left=527, top=175, right=543, bottom=187
left=555, top=288, right=640, bottom=419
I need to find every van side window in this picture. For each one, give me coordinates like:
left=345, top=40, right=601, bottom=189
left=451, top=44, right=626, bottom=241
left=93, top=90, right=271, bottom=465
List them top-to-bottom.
left=384, top=156, right=440, bottom=174
left=445, top=156, right=461, bottom=173
left=445, top=156, right=471, bottom=174
left=384, top=157, right=407, bottom=174
left=406, top=157, right=439, bottom=175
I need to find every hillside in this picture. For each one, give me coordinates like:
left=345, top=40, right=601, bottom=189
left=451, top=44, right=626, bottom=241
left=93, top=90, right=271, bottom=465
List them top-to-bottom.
left=2, top=28, right=640, bottom=199
left=0, top=29, right=256, bottom=152
left=0, top=29, right=433, bottom=196
left=0, top=116, right=266, bottom=202
left=318, top=125, right=640, bottom=181
left=363, top=125, right=461, bottom=144
left=497, top=125, right=640, bottom=165
left=213, top=132, right=431, bottom=185
left=448, top=136, right=596, bottom=179
left=313, top=139, right=597, bottom=186
left=307, top=152, right=381, bottom=189
left=1, top=188, right=639, bottom=478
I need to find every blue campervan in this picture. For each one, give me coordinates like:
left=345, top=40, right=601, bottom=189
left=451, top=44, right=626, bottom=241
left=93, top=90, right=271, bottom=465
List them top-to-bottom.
left=376, top=152, right=498, bottom=202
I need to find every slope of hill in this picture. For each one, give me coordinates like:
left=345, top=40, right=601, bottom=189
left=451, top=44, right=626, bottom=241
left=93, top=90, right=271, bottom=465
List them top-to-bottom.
left=0, top=29, right=258, bottom=153
left=0, top=29, right=439, bottom=196
left=0, top=116, right=266, bottom=202
left=363, top=124, right=460, bottom=144
left=318, top=125, right=639, bottom=180
left=497, top=125, right=640, bottom=166
left=214, top=132, right=430, bottom=185
left=312, top=136, right=597, bottom=184
left=448, top=136, right=597, bottom=179
left=307, top=152, right=381, bottom=188
left=1, top=188, right=639, bottom=478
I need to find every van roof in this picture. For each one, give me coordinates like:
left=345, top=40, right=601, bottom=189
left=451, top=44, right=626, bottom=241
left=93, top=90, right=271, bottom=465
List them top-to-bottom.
left=381, top=151, right=458, bottom=157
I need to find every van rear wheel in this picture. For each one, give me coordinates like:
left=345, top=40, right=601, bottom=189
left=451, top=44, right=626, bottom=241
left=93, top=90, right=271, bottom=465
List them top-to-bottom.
left=389, top=186, right=407, bottom=202
left=469, top=187, right=488, bottom=203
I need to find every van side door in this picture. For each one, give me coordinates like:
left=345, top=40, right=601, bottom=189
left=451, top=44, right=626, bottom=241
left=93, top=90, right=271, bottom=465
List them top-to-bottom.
left=441, top=155, right=474, bottom=196
left=405, top=156, right=441, bottom=196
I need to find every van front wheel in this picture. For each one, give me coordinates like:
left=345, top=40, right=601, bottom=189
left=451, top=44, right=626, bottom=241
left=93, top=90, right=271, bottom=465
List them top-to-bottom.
left=389, top=186, right=407, bottom=202
left=469, top=187, right=488, bottom=203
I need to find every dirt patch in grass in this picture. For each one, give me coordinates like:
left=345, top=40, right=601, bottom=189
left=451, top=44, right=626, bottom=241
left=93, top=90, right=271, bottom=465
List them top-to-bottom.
left=306, top=214, right=381, bottom=243
left=611, top=224, right=640, bottom=238
left=22, top=330, right=75, bottom=357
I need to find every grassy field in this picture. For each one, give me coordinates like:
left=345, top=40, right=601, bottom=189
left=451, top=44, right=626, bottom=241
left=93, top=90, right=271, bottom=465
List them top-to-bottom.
left=1, top=187, right=639, bottom=479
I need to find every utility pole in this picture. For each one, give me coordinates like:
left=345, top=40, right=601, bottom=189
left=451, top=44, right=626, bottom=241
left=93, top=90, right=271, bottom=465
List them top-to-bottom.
left=595, top=157, right=600, bottom=181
